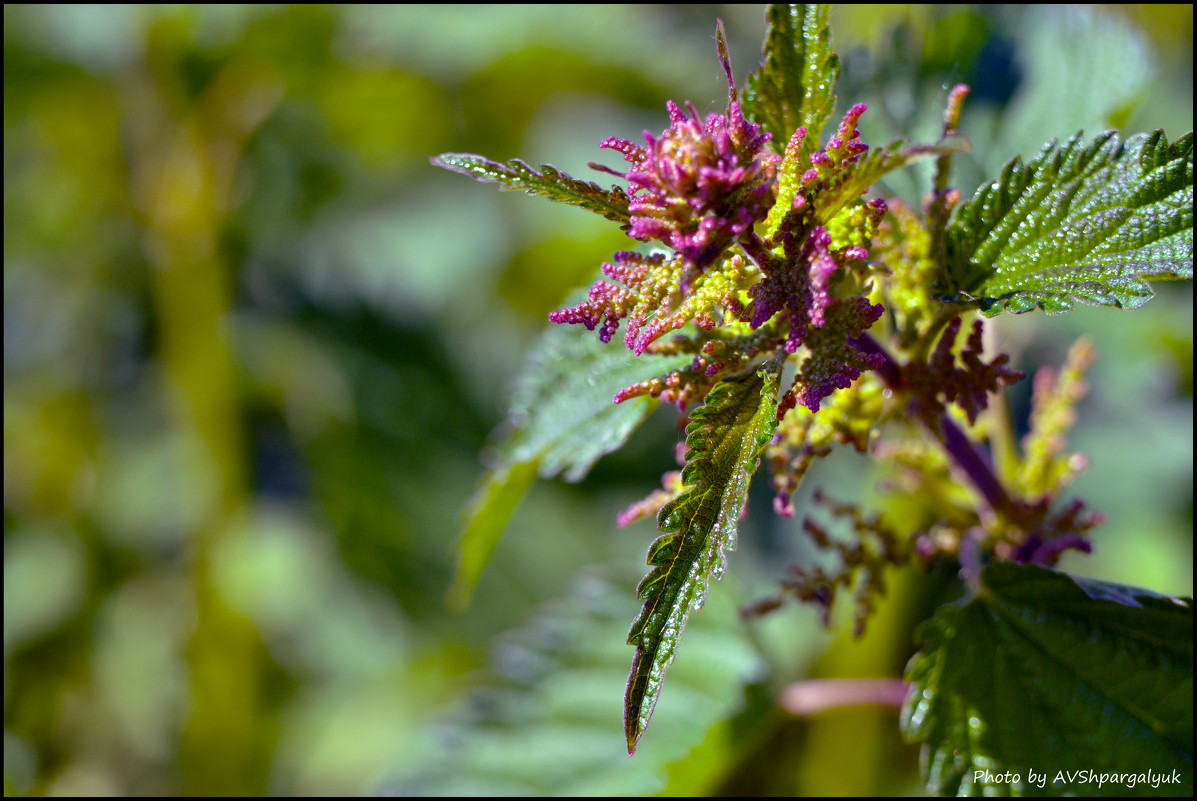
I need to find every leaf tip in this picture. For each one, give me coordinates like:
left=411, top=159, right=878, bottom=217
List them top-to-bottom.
left=623, top=686, right=645, bottom=755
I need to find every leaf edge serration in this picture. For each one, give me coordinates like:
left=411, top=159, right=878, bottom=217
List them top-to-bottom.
left=943, top=128, right=1194, bottom=317
left=623, top=360, right=782, bottom=754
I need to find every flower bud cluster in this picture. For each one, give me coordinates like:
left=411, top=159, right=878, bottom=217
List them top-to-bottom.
left=550, top=28, right=890, bottom=427
left=592, top=48, right=778, bottom=278
left=801, top=103, right=869, bottom=187
left=748, top=226, right=842, bottom=355
left=548, top=250, right=676, bottom=348
left=906, top=318, right=1023, bottom=429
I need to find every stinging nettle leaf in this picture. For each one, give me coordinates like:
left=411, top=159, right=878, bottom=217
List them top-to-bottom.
left=743, top=4, right=840, bottom=153
left=991, top=5, right=1154, bottom=180
left=944, top=129, right=1194, bottom=316
left=432, top=153, right=631, bottom=227
left=449, top=318, right=695, bottom=609
left=504, top=320, right=695, bottom=482
left=624, top=360, right=782, bottom=754
left=903, top=561, right=1194, bottom=797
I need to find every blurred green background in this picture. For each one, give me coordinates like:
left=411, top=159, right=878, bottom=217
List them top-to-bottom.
left=3, top=4, right=1191, bottom=796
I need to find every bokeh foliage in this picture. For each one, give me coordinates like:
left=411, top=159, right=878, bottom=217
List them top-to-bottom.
left=4, top=4, right=1191, bottom=796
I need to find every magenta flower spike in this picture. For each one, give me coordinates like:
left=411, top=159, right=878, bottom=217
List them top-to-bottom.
left=590, top=23, right=778, bottom=278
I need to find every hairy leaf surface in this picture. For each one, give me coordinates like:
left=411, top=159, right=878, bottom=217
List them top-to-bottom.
left=742, top=4, right=839, bottom=153
left=944, top=129, right=1194, bottom=316
left=432, top=153, right=631, bottom=227
left=449, top=320, right=694, bottom=608
left=505, top=320, right=694, bottom=481
left=625, top=361, right=781, bottom=753
left=903, top=561, right=1194, bottom=796
left=400, top=572, right=762, bottom=795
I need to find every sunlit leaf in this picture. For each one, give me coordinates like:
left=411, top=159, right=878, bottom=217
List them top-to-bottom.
left=742, top=4, right=839, bottom=153
left=992, top=6, right=1154, bottom=177
left=944, top=129, right=1194, bottom=316
left=431, top=153, right=631, bottom=227
left=625, top=361, right=781, bottom=753
left=903, top=561, right=1194, bottom=796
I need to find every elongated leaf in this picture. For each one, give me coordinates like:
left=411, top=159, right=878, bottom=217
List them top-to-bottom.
left=743, top=4, right=839, bottom=152
left=944, top=129, right=1194, bottom=316
left=432, top=153, right=631, bottom=226
left=449, top=320, right=694, bottom=608
left=625, top=361, right=781, bottom=754
left=446, top=459, right=540, bottom=612
left=903, top=561, right=1193, bottom=797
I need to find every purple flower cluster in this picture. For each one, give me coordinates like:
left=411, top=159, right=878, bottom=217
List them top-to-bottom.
left=549, top=24, right=891, bottom=424
left=591, top=41, right=778, bottom=279
left=801, top=103, right=869, bottom=187
left=748, top=226, right=850, bottom=354
left=548, top=251, right=671, bottom=346
left=784, top=297, right=885, bottom=415
left=906, top=318, right=1023, bottom=429
left=1002, top=499, right=1103, bottom=567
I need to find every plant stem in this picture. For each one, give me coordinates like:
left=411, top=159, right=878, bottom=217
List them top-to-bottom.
left=737, top=230, right=773, bottom=270
left=850, top=332, right=902, bottom=388
left=852, top=332, right=1019, bottom=518
left=939, top=414, right=1018, bottom=517
left=779, top=678, right=909, bottom=716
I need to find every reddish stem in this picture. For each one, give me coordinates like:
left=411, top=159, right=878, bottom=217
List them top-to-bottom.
left=852, top=332, right=1018, bottom=518
left=780, top=678, right=909, bottom=716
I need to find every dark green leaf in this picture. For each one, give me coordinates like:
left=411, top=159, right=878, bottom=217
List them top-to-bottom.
left=743, top=4, right=839, bottom=152
left=944, top=129, right=1194, bottom=316
left=432, top=153, right=631, bottom=227
left=625, top=361, right=781, bottom=754
left=903, top=561, right=1193, bottom=796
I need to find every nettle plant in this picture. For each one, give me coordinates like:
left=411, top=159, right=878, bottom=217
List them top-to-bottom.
left=434, top=5, right=1192, bottom=794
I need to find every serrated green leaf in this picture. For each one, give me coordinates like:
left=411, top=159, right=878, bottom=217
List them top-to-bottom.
left=743, top=4, right=839, bottom=152
left=991, top=6, right=1155, bottom=179
left=945, top=129, right=1194, bottom=316
left=432, top=153, right=631, bottom=227
left=449, top=319, right=695, bottom=609
left=505, top=320, right=694, bottom=482
left=625, top=361, right=781, bottom=754
left=903, top=561, right=1194, bottom=797
left=398, top=571, right=763, bottom=795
